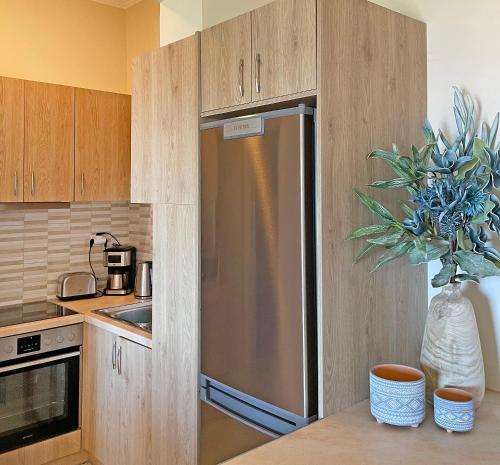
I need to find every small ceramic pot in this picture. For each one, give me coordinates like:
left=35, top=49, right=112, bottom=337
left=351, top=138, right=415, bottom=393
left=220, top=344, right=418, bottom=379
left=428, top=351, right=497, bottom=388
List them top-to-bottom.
left=370, top=364, right=426, bottom=427
left=434, top=388, right=475, bottom=433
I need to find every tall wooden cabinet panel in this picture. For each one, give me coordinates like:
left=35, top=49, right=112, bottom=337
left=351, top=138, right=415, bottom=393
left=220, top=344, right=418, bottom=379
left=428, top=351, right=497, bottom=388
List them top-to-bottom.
left=252, top=0, right=317, bottom=102
left=201, top=13, right=252, bottom=112
left=131, top=34, right=200, bottom=204
left=0, top=77, right=24, bottom=202
left=24, top=81, right=74, bottom=202
left=75, top=89, right=131, bottom=202
left=83, top=324, right=152, bottom=465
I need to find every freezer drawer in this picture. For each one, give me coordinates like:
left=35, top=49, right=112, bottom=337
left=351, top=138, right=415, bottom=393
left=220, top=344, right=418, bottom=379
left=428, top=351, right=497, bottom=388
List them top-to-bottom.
left=201, top=401, right=272, bottom=465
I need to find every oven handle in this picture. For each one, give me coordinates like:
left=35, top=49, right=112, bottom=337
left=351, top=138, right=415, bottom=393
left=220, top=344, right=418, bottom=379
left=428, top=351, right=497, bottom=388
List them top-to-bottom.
left=0, top=350, right=80, bottom=374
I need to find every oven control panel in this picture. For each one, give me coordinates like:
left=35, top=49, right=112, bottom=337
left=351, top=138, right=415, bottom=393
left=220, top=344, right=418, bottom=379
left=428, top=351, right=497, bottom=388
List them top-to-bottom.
left=0, top=324, right=83, bottom=363
left=17, top=334, right=41, bottom=355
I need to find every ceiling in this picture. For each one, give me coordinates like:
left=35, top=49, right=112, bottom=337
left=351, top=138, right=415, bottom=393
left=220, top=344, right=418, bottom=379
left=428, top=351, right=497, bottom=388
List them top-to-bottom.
left=91, top=0, right=144, bottom=8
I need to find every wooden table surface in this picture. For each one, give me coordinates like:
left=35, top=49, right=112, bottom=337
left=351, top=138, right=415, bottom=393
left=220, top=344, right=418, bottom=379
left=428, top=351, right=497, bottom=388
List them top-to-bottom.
left=223, top=391, right=500, bottom=465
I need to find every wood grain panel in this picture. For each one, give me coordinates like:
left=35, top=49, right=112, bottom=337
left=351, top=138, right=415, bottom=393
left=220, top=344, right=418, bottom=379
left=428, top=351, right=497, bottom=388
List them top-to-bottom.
left=252, top=0, right=317, bottom=102
left=316, top=0, right=427, bottom=416
left=201, top=13, right=252, bottom=112
left=131, top=34, right=200, bottom=204
left=0, top=77, right=24, bottom=202
left=24, top=81, right=74, bottom=202
left=75, top=89, right=131, bottom=201
left=152, top=204, right=199, bottom=465
left=82, top=324, right=120, bottom=465
left=117, top=335, right=152, bottom=465
left=0, top=430, right=81, bottom=465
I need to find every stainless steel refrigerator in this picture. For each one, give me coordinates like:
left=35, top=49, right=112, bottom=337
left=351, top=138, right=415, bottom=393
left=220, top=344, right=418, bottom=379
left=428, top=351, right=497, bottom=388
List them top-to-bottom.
left=200, top=106, right=317, bottom=465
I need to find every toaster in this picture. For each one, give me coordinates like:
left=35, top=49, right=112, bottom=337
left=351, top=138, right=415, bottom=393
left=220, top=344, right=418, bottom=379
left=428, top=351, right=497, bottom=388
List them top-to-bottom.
left=57, top=272, right=97, bottom=300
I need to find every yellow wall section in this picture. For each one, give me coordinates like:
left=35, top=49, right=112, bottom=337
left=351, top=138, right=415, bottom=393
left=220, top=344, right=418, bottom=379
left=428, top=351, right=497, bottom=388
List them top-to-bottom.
left=0, top=0, right=127, bottom=93
left=0, top=0, right=159, bottom=94
left=126, top=0, right=160, bottom=91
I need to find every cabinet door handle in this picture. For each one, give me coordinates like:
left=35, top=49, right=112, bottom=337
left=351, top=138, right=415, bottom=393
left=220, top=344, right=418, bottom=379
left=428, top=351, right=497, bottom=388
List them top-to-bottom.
left=255, top=54, right=262, bottom=94
left=239, top=59, right=245, bottom=98
left=14, top=172, right=18, bottom=197
left=31, top=172, right=35, bottom=196
left=81, top=173, right=85, bottom=196
left=112, top=340, right=117, bottom=370
left=117, top=345, right=122, bottom=375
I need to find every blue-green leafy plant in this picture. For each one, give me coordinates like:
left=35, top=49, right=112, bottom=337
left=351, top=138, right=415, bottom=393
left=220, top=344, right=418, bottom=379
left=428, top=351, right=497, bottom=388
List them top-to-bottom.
left=348, top=88, right=500, bottom=287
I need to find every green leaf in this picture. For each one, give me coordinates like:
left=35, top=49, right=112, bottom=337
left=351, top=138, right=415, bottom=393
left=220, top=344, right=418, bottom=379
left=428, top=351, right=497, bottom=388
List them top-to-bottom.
left=473, top=138, right=489, bottom=166
left=411, top=145, right=420, bottom=161
left=368, top=149, right=399, bottom=163
left=456, top=158, right=479, bottom=180
left=368, top=178, right=416, bottom=189
left=354, top=190, right=395, bottom=223
left=472, top=200, right=496, bottom=224
left=400, top=202, right=415, bottom=218
left=346, top=224, right=390, bottom=240
left=457, top=229, right=467, bottom=250
left=367, top=232, right=403, bottom=246
left=409, top=238, right=449, bottom=265
left=371, top=242, right=414, bottom=272
left=354, top=243, right=378, bottom=263
left=454, top=250, right=500, bottom=278
left=431, top=264, right=456, bottom=288
left=455, top=274, right=480, bottom=284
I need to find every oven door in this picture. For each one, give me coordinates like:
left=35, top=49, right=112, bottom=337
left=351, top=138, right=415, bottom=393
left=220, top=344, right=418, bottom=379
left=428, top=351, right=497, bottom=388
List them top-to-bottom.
left=0, top=349, right=80, bottom=454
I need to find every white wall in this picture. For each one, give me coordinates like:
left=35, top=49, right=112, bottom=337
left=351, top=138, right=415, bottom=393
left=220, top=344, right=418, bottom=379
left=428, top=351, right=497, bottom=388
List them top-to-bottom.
left=159, top=0, right=202, bottom=46
left=202, top=0, right=272, bottom=28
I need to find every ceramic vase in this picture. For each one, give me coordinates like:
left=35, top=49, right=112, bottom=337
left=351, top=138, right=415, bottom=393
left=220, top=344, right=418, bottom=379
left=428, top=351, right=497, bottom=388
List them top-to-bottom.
left=420, top=283, right=485, bottom=407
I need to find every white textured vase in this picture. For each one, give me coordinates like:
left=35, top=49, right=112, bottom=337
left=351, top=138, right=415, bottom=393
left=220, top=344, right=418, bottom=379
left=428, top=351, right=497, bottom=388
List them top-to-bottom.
left=420, top=283, right=485, bottom=407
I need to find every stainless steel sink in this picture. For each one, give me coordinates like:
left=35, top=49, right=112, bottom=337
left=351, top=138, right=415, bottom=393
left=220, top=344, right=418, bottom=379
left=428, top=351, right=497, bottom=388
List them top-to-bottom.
left=94, top=302, right=152, bottom=333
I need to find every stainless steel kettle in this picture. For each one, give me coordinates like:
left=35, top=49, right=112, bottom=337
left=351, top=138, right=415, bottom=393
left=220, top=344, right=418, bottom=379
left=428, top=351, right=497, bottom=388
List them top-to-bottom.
left=135, top=261, right=152, bottom=300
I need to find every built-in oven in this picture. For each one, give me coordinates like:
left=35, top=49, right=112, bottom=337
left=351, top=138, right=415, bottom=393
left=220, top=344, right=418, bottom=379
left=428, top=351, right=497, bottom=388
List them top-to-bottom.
left=0, top=324, right=82, bottom=454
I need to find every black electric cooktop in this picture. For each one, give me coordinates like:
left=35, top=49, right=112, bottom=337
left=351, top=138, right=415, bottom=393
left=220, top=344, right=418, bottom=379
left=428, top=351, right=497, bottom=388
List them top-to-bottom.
left=0, top=302, right=77, bottom=328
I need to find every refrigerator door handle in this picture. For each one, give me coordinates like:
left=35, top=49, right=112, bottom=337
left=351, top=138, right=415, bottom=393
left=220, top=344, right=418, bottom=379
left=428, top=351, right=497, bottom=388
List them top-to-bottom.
left=200, top=375, right=314, bottom=439
left=201, top=396, right=279, bottom=439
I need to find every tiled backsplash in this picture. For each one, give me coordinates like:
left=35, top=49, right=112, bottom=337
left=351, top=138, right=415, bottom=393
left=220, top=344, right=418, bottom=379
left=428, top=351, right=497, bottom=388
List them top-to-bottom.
left=0, top=202, right=152, bottom=307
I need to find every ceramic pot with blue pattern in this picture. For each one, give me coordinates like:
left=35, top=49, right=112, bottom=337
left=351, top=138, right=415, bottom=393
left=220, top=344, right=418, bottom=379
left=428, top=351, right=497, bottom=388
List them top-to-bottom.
left=370, top=364, right=426, bottom=427
left=434, top=388, right=475, bottom=433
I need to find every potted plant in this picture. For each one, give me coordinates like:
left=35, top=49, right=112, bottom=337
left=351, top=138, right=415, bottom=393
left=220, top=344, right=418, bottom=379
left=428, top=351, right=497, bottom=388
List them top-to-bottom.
left=348, top=88, right=500, bottom=406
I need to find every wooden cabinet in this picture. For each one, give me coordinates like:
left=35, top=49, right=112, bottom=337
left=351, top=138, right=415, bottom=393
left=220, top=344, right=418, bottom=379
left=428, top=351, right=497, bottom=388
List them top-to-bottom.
left=200, top=0, right=317, bottom=112
left=252, top=0, right=317, bottom=101
left=201, top=13, right=252, bottom=112
left=131, top=34, right=200, bottom=204
left=0, top=77, right=24, bottom=202
left=24, top=81, right=75, bottom=202
left=75, top=89, right=131, bottom=201
left=83, top=325, right=151, bottom=465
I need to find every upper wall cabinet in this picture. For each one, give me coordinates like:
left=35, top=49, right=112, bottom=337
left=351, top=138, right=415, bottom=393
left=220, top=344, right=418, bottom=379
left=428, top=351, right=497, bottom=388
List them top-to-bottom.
left=200, top=0, right=317, bottom=113
left=252, top=0, right=317, bottom=102
left=201, top=13, right=252, bottom=112
left=131, top=34, right=200, bottom=205
left=0, top=77, right=24, bottom=202
left=24, top=81, right=75, bottom=202
left=75, top=89, right=131, bottom=202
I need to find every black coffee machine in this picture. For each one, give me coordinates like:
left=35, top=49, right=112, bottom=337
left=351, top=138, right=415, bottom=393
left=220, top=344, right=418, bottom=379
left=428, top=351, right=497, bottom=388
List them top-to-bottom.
left=103, top=245, right=136, bottom=295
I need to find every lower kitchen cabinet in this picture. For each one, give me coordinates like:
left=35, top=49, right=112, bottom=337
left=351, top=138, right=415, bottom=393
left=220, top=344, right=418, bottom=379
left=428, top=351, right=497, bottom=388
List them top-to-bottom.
left=82, top=324, right=152, bottom=465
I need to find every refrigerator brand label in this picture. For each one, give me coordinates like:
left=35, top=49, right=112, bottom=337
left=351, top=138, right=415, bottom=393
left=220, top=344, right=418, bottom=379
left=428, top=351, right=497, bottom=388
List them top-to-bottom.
left=223, top=117, right=264, bottom=140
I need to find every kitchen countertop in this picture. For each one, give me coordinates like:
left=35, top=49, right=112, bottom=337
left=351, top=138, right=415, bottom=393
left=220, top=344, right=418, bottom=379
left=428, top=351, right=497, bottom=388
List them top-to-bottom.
left=52, top=294, right=152, bottom=348
left=0, top=295, right=152, bottom=349
left=223, top=390, right=500, bottom=465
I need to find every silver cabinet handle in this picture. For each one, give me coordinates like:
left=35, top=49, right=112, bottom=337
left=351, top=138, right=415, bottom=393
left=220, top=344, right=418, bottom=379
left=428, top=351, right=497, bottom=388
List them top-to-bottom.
left=255, top=54, right=261, bottom=94
left=239, top=59, right=244, bottom=98
left=14, top=171, right=18, bottom=197
left=31, top=172, right=35, bottom=196
left=81, top=173, right=85, bottom=196
left=112, top=339, right=117, bottom=370
left=117, top=345, right=122, bottom=375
